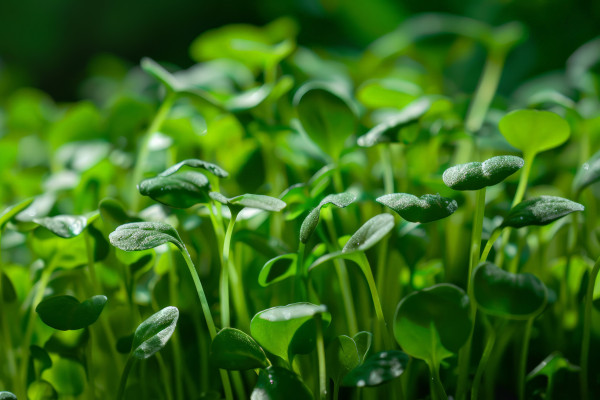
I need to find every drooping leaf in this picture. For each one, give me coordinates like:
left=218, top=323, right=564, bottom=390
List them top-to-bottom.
left=295, top=83, right=356, bottom=160
left=498, top=109, right=571, bottom=157
left=572, top=149, right=600, bottom=195
left=442, top=155, right=524, bottom=191
left=159, top=158, right=229, bottom=179
left=138, top=171, right=211, bottom=208
left=209, top=192, right=286, bottom=212
left=299, top=192, right=356, bottom=244
left=377, top=193, right=457, bottom=223
left=501, top=196, right=584, bottom=228
left=0, top=197, right=34, bottom=230
left=342, top=214, right=395, bottom=253
left=32, top=215, right=89, bottom=239
left=109, top=222, right=185, bottom=252
left=258, top=253, right=297, bottom=287
left=473, top=262, right=547, bottom=319
left=393, top=284, right=471, bottom=363
left=35, top=295, right=107, bottom=331
left=250, top=303, right=331, bottom=363
left=131, top=306, right=179, bottom=360
left=210, top=328, right=269, bottom=370
left=326, top=335, right=360, bottom=387
left=342, top=350, right=409, bottom=387
left=527, top=351, right=579, bottom=380
left=251, top=366, right=312, bottom=400
left=27, top=380, right=57, bottom=400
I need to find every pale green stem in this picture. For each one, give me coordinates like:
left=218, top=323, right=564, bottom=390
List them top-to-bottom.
left=379, top=145, right=395, bottom=194
left=220, top=211, right=238, bottom=328
left=480, top=228, right=502, bottom=264
left=293, top=241, right=308, bottom=301
left=167, top=249, right=184, bottom=400
left=581, top=255, right=600, bottom=400
left=315, top=313, right=327, bottom=400
left=518, top=318, right=534, bottom=400
left=427, top=359, right=448, bottom=400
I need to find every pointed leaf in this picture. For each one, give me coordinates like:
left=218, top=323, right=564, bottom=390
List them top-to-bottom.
left=573, top=149, right=600, bottom=195
left=442, top=155, right=524, bottom=191
left=159, top=158, right=229, bottom=178
left=138, top=171, right=211, bottom=208
left=210, top=192, right=286, bottom=212
left=300, top=192, right=356, bottom=243
left=377, top=193, right=457, bottom=223
left=501, top=196, right=584, bottom=228
left=0, top=197, right=34, bottom=230
left=342, top=214, right=395, bottom=253
left=32, top=215, right=89, bottom=239
left=109, top=222, right=185, bottom=252
left=258, top=253, right=297, bottom=287
left=473, top=262, right=547, bottom=319
left=35, top=295, right=107, bottom=331
left=132, top=306, right=179, bottom=360
left=210, top=328, right=269, bottom=370
left=353, top=331, right=373, bottom=364
left=326, top=335, right=360, bottom=386
left=342, top=350, right=409, bottom=387
left=527, top=351, right=579, bottom=380
left=251, top=366, right=312, bottom=400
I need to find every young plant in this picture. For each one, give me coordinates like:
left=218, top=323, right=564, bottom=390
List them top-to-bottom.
left=527, top=352, right=579, bottom=400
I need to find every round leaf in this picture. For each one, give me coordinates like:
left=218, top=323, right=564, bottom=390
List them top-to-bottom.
left=498, top=109, right=570, bottom=157
left=572, top=149, right=600, bottom=195
left=442, top=155, right=524, bottom=191
left=159, top=158, right=229, bottom=179
left=138, top=171, right=211, bottom=208
left=210, top=192, right=286, bottom=212
left=299, top=192, right=356, bottom=244
left=377, top=193, right=457, bottom=223
left=501, top=196, right=584, bottom=228
left=342, top=214, right=395, bottom=254
left=33, top=215, right=88, bottom=238
left=109, top=222, right=185, bottom=252
left=258, top=253, right=297, bottom=287
left=473, top=262, right=547, bottom=319
left=393, top=284, right=471, bottom=363
left=35, top=295, right=107, bottom=331
left=131, top=306, right=179, bottom=360
left=210, top=328, right=269, bottom=370
left=326, top=335, right=360, bottom=386
left=342, top=350, right=409, bottom=387
left=251, top=366, right=312, bottom=400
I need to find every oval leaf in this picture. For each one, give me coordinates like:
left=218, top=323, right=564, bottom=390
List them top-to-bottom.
left=498, top=109, right=570, bottom=156
left=572, top=149, right=600, bottom=195
left=442, top=155, right=524, bottom=191
left=159, top=158, right=229, bottom=179
left=138, top=171, right=211, bottom=208
left=210, top=192, right=286, bottom=212
left=300, top=192, right=356, bottom=244
left=377, top=193, right=457, bottom=223
left=501, top=196, right=584, bottom=228
left=0, top=197, right=34, bottom=230
left=343, top=214, right=395, bottom=254
left=33, top=215, right=88, bottom=238
left=109, top=222, right=184, bottom=252
left=258, top=253, right=297, bottom=287
left=473, top=262, right=547, bottom=319
left=393, top=284, right=471, bottom=363
left=36, top=295, right=107, bottom=331
left=132, top=306, right=179, bottom=360
left=210, top=328, right=269, bottom=370
left=326, top=335, right=360, bottom=386
left=342, top=350, right=409, bottom=387
left=251, top=366, right=312, bottom=400
left=0, top=392, right=17, bottom=400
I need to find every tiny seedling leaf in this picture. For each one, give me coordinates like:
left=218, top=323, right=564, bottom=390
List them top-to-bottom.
left=572, top=149, right=600, bottom=195
left=442, top=155, right=524, bottom=191
left=159, top=158, right=229, bottom=178
left=138, top=171, right=211, bottom=208
left=209, top=192, right=286, bottom=212
left=300, top=192, right=356, bottom=243
left=377, top=193, right=457, bottom=223
left=501, top=196, right=584, bottom=228
left=0, top=197, right=34, bottom=230
left=343, top=214, right=395, bottom=253
left=33, top=215, right=89, bottom=238
left=109, top=222, right=185, bottom=252
left=258, top=253, right=297, bottom=287
left=473, top=262, right=547, bottom=319
left=36, top=295, right=107, bottom=331
left=131, top=306, right=179, bottom=360
left=210, top=327, right=269, bottom=370
left=353, top=331, right=373, bottom=364
left=326, top=335, right=360, bottom=387
left=342, top=350, right=409, bottom=387
left=527, top=351, right=579, bottom=380
left=251, top=366, right=313, bottom=400
left=0, top=392, right=17, bottom=400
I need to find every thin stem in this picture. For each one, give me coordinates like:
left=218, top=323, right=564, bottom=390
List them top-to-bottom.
left=379, top=145, right=395, bottom=194
left=220, top=210, right=238, bottom=328
left=480, top=228, right=502, bottom=264
left=293, top=241, right=308, bottom=301
left=580, top=255, right=600, bottom=400
left=315, top=313, right=327, bottom=400
left=471, top=316, right=497, bottom=400
left=518, top=318, right=534, bottom=400
left=156, top=353, right=174, bottom=400
left=116, top=356, right=135, bottom=400
left=427, top=360, right=448, bottom=400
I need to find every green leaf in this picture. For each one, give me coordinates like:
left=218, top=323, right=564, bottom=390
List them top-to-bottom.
left=141, top=57, right=181, bottom=92
left=356, top=79, right=422, bottom=110
left=294, top=83, right=356, bottom=160
left=225, top=84, right=273, bottom=112
left=357, top=98, right=430, bottom=147
left=498, top=109, right=571, bottom=157
left=572, top=149, right=600, bottom=195
left=442, top=155, right=524, bottom=191
left=159, top=158, right=229, bottom=179
left=138, top=171, right=211, bottom=208
left=209, top=192, right=286, bottom=212
left=299, top=192, right=356, bottom=244
left=377, top=193, right=457, bottom=223
left=501, top=196, right=584, bottom=228
left=0, top=197, right=34, bottom=230
left=343, top=214, right=395, bottom=253
left=32, top=215, right=89, bottom=239
left=109, top=222, right=185, bottom=252
left=258, top=253, right=297, bottom=287
left=473, top=262, right=547, bottom=319
left=393, top=284, right=471, bottom=363
left=36, top=295, right=107, bottom=331
left=250, top=303, right=331, bottom=363
left=131, top=306, right=179, bottom=360
left=210, top=328, right=269, bottom=370
left=353, top=331, right=373, bottom=364
left=326, top=335, right=360, bottom=387
left=30, top=345, right=53, bottom=375
left=342, top=350, right=409, bottom=387
left=527, top=351, right=579, bottom=380
left=41, top=356, right=86, bottom=396
left=251, top=366, right=312, bottom=400
left=27, top=380, right=58, bottom=400
left=0, top=392, right=17, bottom=400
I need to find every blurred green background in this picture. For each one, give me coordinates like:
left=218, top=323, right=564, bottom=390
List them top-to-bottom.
left=1, top=0, right=599, bottom=101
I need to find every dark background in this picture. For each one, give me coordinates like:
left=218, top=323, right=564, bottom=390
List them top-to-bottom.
left=1, top=0, right=599, bottom=101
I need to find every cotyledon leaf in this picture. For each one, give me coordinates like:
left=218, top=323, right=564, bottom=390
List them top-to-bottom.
left=572, top=149, right=600, bottom=195
left=442, top=155, right=524, bottom=191
left=159, top=158, right=229, bottom=178
left=138, top=171, right=211, bottom=208
left=209, top=192, right=286, bottom=212
left=300, top=192, right=356, bottom=244
left=377, top=193, right=457, bottom=223
left=501, top=196, right=584, bottom=228
left=0, top=197, right=34, bottom=230
left=342, top=214, right=395, bottom=253
left=32, top=215, right=89, bottom=238
left=109, top=222, right=185, bottom=252
left=258, top=253, right=297, bottom=287
left=35, top=295, right=107, bottom=331
left=131, top=306, right=179, bottom=360
left=210, top=327, right=269, bottom=370
left=326, top=335, right=360, bottom=387
left=342, top=350, right=409, bottom=387
left=527, top=351, right=579, bottom=380
left=251, top=366, right=313, bottom=400
left=0, top=392, right=17, bottom=400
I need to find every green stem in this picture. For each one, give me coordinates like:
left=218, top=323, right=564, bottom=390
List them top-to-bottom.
left=379, top=145, right=395, bottom=194
left=220, top=210, right=238, bottom=328
left=480, top=228, right=502, bottom=264
left=293, top=241, right=308, bottom=301
left=580, top=255, right=600, bottom=400
left=315, top=313, right=327, bottom=400
left=471, top=316, right=497, bottom=400
left=518, top=318, right=534, bottom=400
left=156, top=353, right=174, bottom=400
left=116, top=356, right=135, bottom=400
left=427, top=360, right=448, bottom=400
left=547, top=374, right=555, bottom=400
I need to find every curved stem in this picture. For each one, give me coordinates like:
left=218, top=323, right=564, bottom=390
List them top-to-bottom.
left=379, top=145, right=395, bottom=194
left=220, top=210, right=238, bottom=328
left=480, top=228, right=502, bottom=264
left=357, top=252, right=391, bottom=348
left=581, top=255, right=600, bottom=400
left=518, top=318, right=534, bottom=400
left=116, top=356, right=135, bottom=400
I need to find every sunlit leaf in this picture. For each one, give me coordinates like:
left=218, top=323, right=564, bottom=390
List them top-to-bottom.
left=442, top=155, right=524, bottom=191
left=159, top=158, right=229, bottom=179
left=138, top=171, right=211, bottom=208
left=300, top=192, right=356, bottom=244
left=377, top=193, right=457, bottom=223
left=501, top=196, right=584, bottom=228
left=33, top=215, right=89, bottom=239
left=109, top=222, right=185, bottom=252
left=131, top=306, right=179, bottom=360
